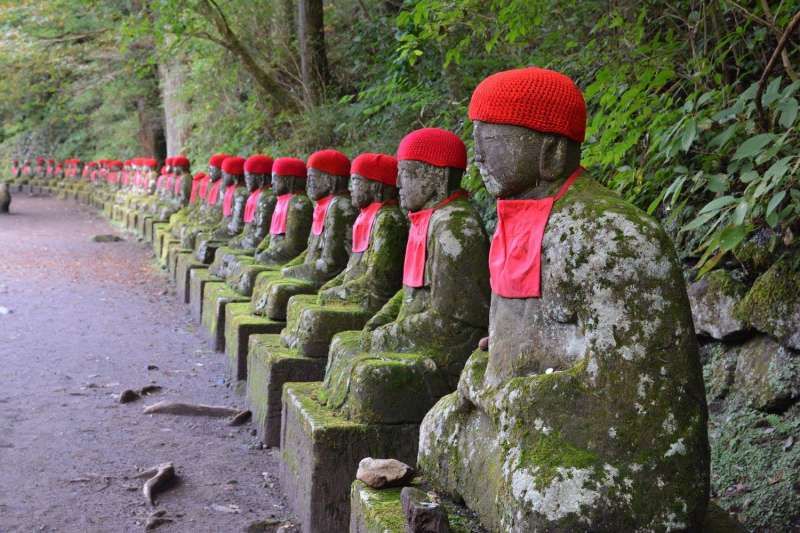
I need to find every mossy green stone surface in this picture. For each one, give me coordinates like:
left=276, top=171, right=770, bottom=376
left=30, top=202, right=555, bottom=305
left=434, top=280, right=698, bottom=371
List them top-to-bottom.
left=224, top=302, right=285, bottom=382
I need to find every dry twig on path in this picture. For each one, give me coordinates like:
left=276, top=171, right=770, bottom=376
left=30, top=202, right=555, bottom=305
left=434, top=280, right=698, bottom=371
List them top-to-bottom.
left=143, top=401, right=241, bottom=418
left=142, top=463, right=176, bottom=506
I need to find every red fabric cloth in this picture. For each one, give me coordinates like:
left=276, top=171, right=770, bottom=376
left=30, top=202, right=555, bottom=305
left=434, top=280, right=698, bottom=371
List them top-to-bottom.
left=468, top=67, right=586, bottom=142
left=397, top=128, right=467, bottom=169
left=307, top=149, right=350, bottom=177
left=209, top=153, right=230, bottom=168
left=351, top=153, right=397, bottom=186
left=172, top=155, right=190, bottom=169
left=245, top=155, right=274, bottom=175
left=222, top=156, right=245, bottom=176
left=273, top=157, right=306, bottom=178
left=489, top=167, right=583, bottom=299
left=190, top=172, right=209, bottom=204
left=174, top=175, right=184, bottom=195
left=206, top=180, right=222, bottom=206
left=222, top=184, right=238, bottom=216
left=244, top=189, right=262, bottom=223
left=403, top=190, right=467, bottom=287
left=269, top=193, right=295, bottom=235
left=311, top=194, right=335, bottom=236
left=352, top=201, right=394, bottom=253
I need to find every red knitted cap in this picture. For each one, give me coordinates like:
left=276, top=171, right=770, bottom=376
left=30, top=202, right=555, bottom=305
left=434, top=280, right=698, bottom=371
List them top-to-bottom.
left=468, top=67, right=586, bottom=142
left=396, top=128, right=467, bottom=169
left=307, top=149, right=350, bottom=177
left=209, top=153, right=231, bottom=168
left=351, top=153, right=398, bottom=186
left=172, top=155, right=190, bottom=169
left=245, top=155, right=274, bottom=175
left=221, top=156, right=245, bottom=176
left=273, top=157, right=307, bottom=178
left=193, top=171, right=208, bottom=181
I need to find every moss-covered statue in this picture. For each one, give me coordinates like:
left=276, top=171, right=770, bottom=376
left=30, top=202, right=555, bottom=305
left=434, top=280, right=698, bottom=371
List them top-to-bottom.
left=415, top=67, right=710, bottom=532
left=278, top=129, right=490, bottom=533
left=246, top=149, right=357, bottom=322
left=244, top=152, right=408, bottom=445
left=175, top=153, right=229, bottom=250
left=193, top=155, right=248, bottom=264
left=209, top=155, right=277, bottom=279
left=225, top=157, right=312, bottom=297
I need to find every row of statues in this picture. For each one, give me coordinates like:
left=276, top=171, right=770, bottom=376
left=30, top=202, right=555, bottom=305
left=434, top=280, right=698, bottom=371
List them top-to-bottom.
left=32, top=67, right=714, bottom=533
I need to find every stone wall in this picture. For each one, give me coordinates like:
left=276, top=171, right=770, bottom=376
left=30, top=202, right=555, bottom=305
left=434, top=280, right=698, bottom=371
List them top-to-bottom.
left=688, top=261, right=800, bottom=530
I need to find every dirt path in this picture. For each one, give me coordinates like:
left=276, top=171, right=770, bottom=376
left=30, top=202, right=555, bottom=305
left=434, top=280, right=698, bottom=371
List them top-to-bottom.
left=0, top=195, right=293, bottom=532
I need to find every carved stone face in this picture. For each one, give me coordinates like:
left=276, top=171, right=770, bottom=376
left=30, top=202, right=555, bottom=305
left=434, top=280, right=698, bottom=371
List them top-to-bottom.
left=473, top=120, right=581, bottom=200
left=397, top=160, right=452, bottom=212
left=208, top=166, right=222, bottom=182
left=306, top=168, right=337, bottom=201
left=221, top=171, right=235, bottom=187
left=245, top=172, right=263, bottom=191
left=272, top=175, right=293, bottom=195
left=349, top=175, right=382, bottom=209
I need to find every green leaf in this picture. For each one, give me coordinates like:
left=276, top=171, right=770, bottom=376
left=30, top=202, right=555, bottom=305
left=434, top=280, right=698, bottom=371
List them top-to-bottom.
left=763, top=77, right=783, bottom=106
left=778, top=97, right=798, bottom=129
left=680, top=118, right=697, bottom=152
left=709, top=123, right=738, bottom=148
left=732, top=133, right=774, bottom=160
left=707, top=174, right=729, bottom=193
left=766, top=190, right=787, bottom=217
left=699, top=195, right=737, bottom=215
left=733, top=200, right=749, bottom=225
left=719, top=224, right=748, bottom=252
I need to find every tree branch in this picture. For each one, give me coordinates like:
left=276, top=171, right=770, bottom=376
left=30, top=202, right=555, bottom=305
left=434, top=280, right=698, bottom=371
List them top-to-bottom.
left=756, top=10, right=800, bottom=130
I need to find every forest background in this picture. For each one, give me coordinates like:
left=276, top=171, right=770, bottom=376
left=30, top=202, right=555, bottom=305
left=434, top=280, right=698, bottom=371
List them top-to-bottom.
left=1, top=1, right=799, bottom=529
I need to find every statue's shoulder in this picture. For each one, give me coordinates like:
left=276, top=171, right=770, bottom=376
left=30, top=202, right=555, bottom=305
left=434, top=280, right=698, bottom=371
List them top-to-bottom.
left=289, top=194, right=312, bottom=210
left=330, top=194, right=356, bottom=216
left=431, top=198, right=486, bottom=241
left=376, top=204, right=407, bottom=227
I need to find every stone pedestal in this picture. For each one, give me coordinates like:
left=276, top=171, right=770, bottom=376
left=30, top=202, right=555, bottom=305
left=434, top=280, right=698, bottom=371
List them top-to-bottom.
left=176, top=251, right=203, bottom=304
left=189, top=268, right=213, bottom=321
left=201, top=282, right=249, bottom=351
left=281, top=296, right=373, bottom=358
left=224, top=302, right=285, bottom=382
left=246, top=334, right=326, bottom=446
left=280, top=382, right=419, bottom=533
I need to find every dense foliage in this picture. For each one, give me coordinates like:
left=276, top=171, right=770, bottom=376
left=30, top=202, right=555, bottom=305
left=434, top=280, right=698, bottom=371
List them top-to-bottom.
left=1, top=0, right=798, bottom=275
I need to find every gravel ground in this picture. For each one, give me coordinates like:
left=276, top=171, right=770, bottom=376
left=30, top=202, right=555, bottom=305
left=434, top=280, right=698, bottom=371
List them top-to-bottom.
left=0, top=194, right=294, bottom=532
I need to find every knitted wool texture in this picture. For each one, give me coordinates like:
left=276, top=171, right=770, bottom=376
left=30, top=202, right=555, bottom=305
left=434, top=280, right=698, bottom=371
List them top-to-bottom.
left=468, top=67, right=586, bottom=142
left=397, top=128, right=467, bottom=169
left=307, top=149, right=350, bottom=177
left=209, top=153, right=231, bottom=168
left=351, top=153, right=398, bottom=186
left=172, top=155, right=191, bottom=169
left=245, top=155, right=274, bottom=175
left=221, top=156, right=245, bottom=176
left=273, top=157, right=307, bottom=178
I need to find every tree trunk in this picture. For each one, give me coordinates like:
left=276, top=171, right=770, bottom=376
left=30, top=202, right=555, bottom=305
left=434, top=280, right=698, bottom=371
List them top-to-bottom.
left=298, top=0, right=329, bottom=106
left=158, top=45, right=191, bottom=157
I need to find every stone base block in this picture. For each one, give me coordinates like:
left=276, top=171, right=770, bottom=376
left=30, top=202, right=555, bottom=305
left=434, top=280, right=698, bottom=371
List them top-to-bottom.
left=136, top=213, right=150, bottom=238
left=144, top=217, right=163, bottom=243
left=168, top=243, right=191, bottom=281
left=176, top=251, right=202, bottom=304
left=189, top=267, right=212, bottom=321
left=201, top=281, right=249, bottom=352
left=282, top=297, right=372, bottom=358
left=224, top=302, right=285, bottom=382
left=246, top=335, right=326, bottom=447
left=280, top=382, right=419, bottom=533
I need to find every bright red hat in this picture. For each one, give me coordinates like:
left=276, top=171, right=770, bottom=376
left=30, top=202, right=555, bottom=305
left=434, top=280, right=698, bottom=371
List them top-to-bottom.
left=468, top=67, right=586, bottom=143
left=397, top=128, right=467, bottom=169
left=307, top=149, right=350, bottom=177
left=209, top=153, right=231, bottom=168
left=351, top=153, right=398, bottom=186
left=172, top=155, right=190, bottom=169
left=244, top=155, right=274, bottom=175
left=221, top=156, right=245, bottom=176
left=273, top=157, right=307, bottom=178
left=144, top=158, right=157, bottom=169
left=109, top=160, right=123, bottom=168
left=193, top=171, right=209, bottom=181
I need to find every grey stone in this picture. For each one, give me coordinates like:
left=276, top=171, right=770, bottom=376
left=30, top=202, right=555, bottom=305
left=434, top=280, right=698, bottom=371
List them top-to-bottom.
left=92, top=234, right=123, bottom=242
left=688, top=269, right=748, bottom=340
left=735, top=335, right=800, bottom=413
left=356, top=457, right=415, bottom=489
left=401, top=486, right=451, bottom=533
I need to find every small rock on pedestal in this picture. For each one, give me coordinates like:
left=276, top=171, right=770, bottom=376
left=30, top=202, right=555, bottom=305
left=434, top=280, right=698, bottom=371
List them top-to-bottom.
left=356, top=457, right=415, bottom=489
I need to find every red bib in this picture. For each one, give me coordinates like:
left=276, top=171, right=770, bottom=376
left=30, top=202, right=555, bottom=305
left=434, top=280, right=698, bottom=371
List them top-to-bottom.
left=489, top=167, right=583, bottom=298
left=174, top=176, right=183, bottom=195
left=206, top=180, right=222, bottom=206
left=222, top=184, right=238, bottom=217
left=244, top=189, right=262, bottom=223
left=403, top=190, right=467, bottom=288
left=270, top=193, right=294, bottom=235
left=311, top=195, right=335, bottom=236
left=352, top=201, right=389, bottom=253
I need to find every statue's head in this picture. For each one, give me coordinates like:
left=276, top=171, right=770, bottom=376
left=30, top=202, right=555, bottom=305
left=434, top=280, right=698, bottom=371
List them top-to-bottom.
left=469, top=67, right=585, bottom=200
left=396, top=128, right=467, bottom=212
left=307, top=149, right=351, bottom=201
left=208, top=153, right=230, bottom=182
left=349, top=153, right=398, bottom=209
left=172, top=155, right=191, bottom=178
left=244, top=155, right=274, bottom=192
left=221, top=156, right=245, bottom=186
left=271, top=157, right=307, bottom=195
